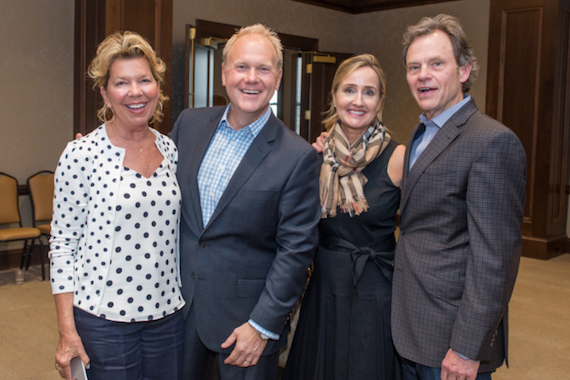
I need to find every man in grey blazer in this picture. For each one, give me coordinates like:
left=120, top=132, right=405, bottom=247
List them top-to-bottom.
left=391, top=14, right=527, bottom=380
left=169, top=25, right=320, bottom=379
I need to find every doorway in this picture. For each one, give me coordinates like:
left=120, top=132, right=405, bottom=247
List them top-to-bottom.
left=185, top=20, right=352, bottom=142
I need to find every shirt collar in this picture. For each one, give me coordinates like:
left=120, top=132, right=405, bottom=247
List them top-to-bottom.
left=419, top=95, right=471, bottom=128
left=219, top=104, right=271, bottom=139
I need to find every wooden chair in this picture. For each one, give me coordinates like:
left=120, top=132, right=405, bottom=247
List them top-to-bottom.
left=27, top=171, right=54, bottom=281
left=0, top=172, right=41, bottom=280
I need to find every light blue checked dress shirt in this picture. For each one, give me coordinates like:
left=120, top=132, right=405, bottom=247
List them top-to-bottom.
left=409, top=95, right=471, bottom=169
left=197, top=104, right=279, bottom=339
left=198, top=105, right=269, bottom=226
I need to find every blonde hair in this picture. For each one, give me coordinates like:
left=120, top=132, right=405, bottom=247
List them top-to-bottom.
left=402, top=14, right=479, bottom=93
left=223, top=24, right=283, bottom=70
left=88, top=31, right=168, bottom=124
left=322, top=54, right=386, bottom=132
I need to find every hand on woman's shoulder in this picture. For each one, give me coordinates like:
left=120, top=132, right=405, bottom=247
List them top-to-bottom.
left=387, top=144, right=405, bottom=188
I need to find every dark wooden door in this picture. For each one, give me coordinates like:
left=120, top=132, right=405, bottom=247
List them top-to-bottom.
left=74, top=0, right=173, bottom=135
left=486, top=0, right=570, bottom=259
left=183, top=20, right=319, bottom=133
left=296, top=52, right=353, bottom=143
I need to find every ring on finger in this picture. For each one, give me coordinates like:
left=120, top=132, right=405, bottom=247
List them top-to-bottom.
left=55, top=363, right=62, bottom=371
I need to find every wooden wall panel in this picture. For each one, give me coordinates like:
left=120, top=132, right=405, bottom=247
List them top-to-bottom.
left=74, top=0, right=173, bottom=136
left=74, top=0, right=107, bottom=137
left=487, top=0, right=570, bottom=259
left=549, top=6, right=570, bottom=231
left=498, top=8, right=542, bottom=229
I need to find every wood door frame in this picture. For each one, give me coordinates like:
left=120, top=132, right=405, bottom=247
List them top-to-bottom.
left=74, top=0, right=173, bottom=135
left=187, top=20, right=319, bottom=123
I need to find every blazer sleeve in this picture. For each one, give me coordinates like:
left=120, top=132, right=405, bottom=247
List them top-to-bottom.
left=168, top=109, right=183, bottom=146
left=450, top=130, right=526, bottom=360
left=249, top=146, right=321, bottom=333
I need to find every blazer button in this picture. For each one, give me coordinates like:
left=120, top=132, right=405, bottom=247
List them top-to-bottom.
left=400, top=229, right=405, bottom=236
left=199, top=240, right=206, bottom=247
left=191, top=272, right=196, bottom=279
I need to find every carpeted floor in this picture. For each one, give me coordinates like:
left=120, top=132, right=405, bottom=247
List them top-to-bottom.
left=493, top=253, right=570, bottom=380
left=0, top=255, right=568, bottom=379
left=0, top=266, right=60, bottom=379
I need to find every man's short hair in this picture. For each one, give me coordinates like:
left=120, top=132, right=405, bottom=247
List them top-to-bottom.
left=402, top=14, right=479, bottom=93
left=223, top=24, right=283, bottom=70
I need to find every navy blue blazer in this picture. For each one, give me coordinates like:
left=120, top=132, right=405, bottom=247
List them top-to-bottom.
left=170, top=106, right=320, bottom=355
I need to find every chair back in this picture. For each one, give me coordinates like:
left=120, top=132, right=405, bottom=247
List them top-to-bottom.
left=27, top=171, right=55, bottom=223
left=0, top=172, right=22, bottom=225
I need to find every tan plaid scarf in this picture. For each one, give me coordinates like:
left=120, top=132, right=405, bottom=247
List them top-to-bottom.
left=319, top=119, right=390, bottom=218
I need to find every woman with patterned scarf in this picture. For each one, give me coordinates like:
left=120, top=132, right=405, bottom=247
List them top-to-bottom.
left=284, top=54, right=405, bottom=380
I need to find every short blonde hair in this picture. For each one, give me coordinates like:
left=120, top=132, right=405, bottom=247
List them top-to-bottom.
left=222, top=24, right=283, bottom=70
left=88, top=31, right=168, bottom=124
left=322, top=54, right=386, bottom=132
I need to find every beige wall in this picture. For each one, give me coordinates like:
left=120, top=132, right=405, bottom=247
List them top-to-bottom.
left=0, top=0, right=74, bottom=250
left=0, top=0, right=74, bottom=183
left=0, top=0, right=491, bottom=187
left=7, top=0, right=555, bottom=250
left=170, top=0, right=355, bottom=121
left=171, top=0, right=489, bottom=144
left=172, top=0, right=355, bottom=52
left=352, top=0, right=490, bottom=144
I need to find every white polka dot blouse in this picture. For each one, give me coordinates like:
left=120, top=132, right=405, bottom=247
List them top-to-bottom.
left=49, top=125, right=185, bottom=322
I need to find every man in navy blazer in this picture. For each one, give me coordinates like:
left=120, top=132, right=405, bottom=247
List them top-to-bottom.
left=391, top=14, right=527, bottom=380
left=169, top=24, right=320, bottom=379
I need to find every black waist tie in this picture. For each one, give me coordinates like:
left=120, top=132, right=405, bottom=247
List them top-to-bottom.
left=321, top=234, right=394, bottom=287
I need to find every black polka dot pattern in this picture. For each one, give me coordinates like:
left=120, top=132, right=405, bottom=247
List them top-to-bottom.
left=49, top=125, right=184, bottom=322
left=98, top=164, right=183, bottom=321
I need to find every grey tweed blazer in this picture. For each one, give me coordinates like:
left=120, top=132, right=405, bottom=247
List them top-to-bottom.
left=391, top=98, right=527, bottom=373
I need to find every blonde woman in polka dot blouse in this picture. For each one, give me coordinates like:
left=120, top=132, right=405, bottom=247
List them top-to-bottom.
left=50, top=32, right=185, bottom=380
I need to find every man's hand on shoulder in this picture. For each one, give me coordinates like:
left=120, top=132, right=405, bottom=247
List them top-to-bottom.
left=312, top=132, right=328, bottom=153
left=221, top=322, right=268, bottom=368
left=441, top=348, right=480, bottom=380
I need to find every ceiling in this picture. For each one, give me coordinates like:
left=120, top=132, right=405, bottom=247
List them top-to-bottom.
left=291, top=0, right=461, bottom=14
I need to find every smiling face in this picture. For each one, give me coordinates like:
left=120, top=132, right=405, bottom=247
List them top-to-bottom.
left=405, top=31, right=471, bottom=120
left=222, top=33, right=282, bottom=129
left=100, top=57, right=159, bottom=130
left=333, top=66, right=382, bottom=142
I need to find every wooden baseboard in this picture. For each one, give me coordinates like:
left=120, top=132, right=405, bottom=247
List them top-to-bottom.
left=522, top=235, right=566, bottom=260
left=0, top=246, right=47, bottom=271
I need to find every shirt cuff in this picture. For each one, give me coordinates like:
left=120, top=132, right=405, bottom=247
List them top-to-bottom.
left=248, top=319, right=279, bottom=340
left=456, top=351, right=480, bottom=363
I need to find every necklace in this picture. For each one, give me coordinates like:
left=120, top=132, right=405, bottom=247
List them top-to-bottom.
left=110, top=124, right=153, bottom=153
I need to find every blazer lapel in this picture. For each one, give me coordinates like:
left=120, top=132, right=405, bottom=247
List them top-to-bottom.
left=400, top=99, right=478, bottom=213
left=186, top=109, right=224, bottom=232
left=202, top=113, right=277, bottom=231
left=401, top=123, right=421, bottom=195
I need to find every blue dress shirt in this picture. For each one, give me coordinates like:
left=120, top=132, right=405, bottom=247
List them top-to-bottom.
left=409, top=95, right=471, bottom=170
left=197, top=105, right=279, bottom=339
left=197, top=105, right=269, bottom=226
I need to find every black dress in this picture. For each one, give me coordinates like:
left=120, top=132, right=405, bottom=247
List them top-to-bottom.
left=283, top=140, right=401, bottom=380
